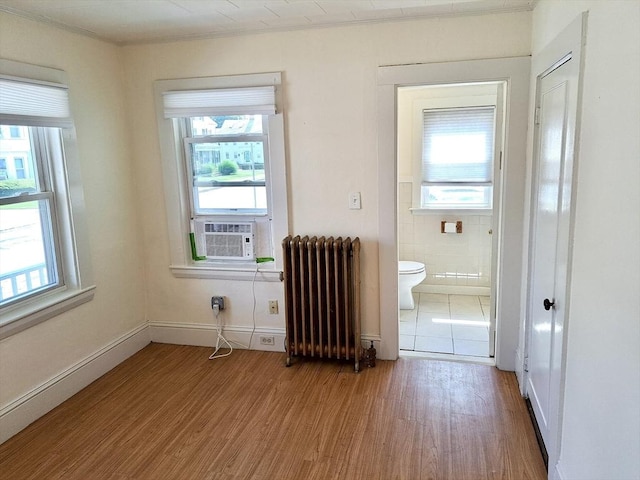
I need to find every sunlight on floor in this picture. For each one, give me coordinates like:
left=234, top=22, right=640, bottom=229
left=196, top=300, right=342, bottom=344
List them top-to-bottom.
left=399, top=293, right=492, bottom=361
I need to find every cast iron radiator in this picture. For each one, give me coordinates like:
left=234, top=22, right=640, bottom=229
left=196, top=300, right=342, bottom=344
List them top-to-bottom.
left=282, top=235, right=362, bottom=372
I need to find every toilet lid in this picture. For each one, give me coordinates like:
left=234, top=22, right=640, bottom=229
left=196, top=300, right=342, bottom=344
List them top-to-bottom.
left=399, top=261, right=425, bottom=274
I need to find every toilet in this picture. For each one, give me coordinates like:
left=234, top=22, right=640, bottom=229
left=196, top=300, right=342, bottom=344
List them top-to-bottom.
left=398, top=261, right=426, bottom=310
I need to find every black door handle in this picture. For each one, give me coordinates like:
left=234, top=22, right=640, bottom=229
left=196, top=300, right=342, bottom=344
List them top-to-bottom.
left=543, top=298, right=555, bottom=311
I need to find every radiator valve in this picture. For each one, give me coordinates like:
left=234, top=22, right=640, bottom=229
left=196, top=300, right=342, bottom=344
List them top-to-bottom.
left=363, top=341, right=377, bottom=368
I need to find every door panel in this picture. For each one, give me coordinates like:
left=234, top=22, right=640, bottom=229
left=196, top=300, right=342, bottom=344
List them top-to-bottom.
left=527, top=58, right=572, bottom=451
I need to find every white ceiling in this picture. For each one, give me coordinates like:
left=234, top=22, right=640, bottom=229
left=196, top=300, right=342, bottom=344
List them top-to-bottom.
left=0, top=0, right=536, bottom=45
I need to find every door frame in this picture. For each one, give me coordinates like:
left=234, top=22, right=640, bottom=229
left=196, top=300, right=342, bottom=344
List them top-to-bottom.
left=522, top=12, right=587, bottom=478
left=376, top=56, right=530, bottom=367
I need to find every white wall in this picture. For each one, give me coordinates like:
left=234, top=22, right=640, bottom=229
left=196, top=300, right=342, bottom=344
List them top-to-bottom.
left=528, top=1, right=640, bottom=478
left=121, top=12, right=531, bottom=350
left=0, top=13, right=148, bottom=440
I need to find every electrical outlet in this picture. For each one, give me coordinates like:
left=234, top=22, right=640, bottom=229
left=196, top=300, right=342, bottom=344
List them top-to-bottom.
left=211, top=296, right=225, bottom=310
left=268, top=300, right=278, bottom=314
left=260, top=336, right=275, bottom=346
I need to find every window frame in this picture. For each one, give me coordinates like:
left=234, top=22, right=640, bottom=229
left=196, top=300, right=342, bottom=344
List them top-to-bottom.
left=0, top=59, right=95, bottom=339
left=154, top=72, right=288, bottom=280
left=407, top=87, right=502, bottom=214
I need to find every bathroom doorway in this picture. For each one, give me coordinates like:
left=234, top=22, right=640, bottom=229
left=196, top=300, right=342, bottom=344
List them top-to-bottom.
left=396, top=81, right=506, bottom=363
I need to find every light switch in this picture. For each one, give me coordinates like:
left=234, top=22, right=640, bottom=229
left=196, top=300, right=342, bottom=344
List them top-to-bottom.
left=349, top=192, right=361, bottom=210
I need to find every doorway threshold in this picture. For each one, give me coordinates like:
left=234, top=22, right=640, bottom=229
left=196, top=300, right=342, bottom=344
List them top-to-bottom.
left=400, top=350, right=496, bottom=366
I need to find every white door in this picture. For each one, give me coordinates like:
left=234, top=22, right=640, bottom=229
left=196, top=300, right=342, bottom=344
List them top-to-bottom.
left=526, top=18, right=583, bottom=467
left=527, top=59, right=568, bottom=453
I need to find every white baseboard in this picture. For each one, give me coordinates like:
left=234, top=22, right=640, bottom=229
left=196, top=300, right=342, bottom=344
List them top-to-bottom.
left=415, top=284, right=491, bottom=296
left=148, top=321, right=287, bottom=352
left=148, top=322, right=382, bottom=356
left=0, top=324, right=150, bottom=444
left=515, top=348, right=526, bottom=395
left=551, top=461, right=565, bottom=480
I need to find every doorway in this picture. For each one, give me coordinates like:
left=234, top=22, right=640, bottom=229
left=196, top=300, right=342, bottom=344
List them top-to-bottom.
left=376, top=57, right=530, bottom=368
left=396, top=82, right=504, bottom=363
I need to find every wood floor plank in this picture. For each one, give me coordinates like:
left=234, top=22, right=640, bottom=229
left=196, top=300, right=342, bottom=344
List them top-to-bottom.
left=0, top=344, right=546, bottom=479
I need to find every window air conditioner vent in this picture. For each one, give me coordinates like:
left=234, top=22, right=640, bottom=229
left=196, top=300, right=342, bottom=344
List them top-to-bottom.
left=194, top=221, right=255, bottom=261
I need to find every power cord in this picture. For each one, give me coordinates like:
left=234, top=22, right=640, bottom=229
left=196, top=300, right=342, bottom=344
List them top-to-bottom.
left=208, top=253, right=276, bottom=359
left=248, top=267, right=258, bottom=351
left=209, top=304, right=233, bottom=360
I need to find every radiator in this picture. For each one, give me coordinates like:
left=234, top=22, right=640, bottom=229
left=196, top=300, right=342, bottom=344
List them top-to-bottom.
left=282, top=235, right=362, bottom=372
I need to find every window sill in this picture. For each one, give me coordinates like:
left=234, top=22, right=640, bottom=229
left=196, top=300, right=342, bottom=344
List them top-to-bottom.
left=410, top=208, right=492, bottom=216
left=170, top=264, right=283, bottom=282
left=0, top=286, right=96, bottom=340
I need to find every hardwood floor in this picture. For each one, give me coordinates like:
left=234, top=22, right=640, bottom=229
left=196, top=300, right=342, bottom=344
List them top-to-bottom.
left=0, top=343, right=546, bottom=479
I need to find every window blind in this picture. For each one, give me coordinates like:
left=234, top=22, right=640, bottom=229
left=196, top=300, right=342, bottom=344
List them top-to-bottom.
left=0, top=76, right=72, bottom=128
left=163, top=86, right=276, bottom=118
left=422, top=106, right=495, bottom=185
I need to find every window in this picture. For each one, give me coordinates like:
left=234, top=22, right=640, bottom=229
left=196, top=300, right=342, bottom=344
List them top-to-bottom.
left=0, top=59, right=94, bottom=337
left=155, top=72, right=288, bottom=278
left=420, top=107, right=495, bottom=209
left=0, top=128, right=61, bottom=304
left=13, top=157, right=26, bottom=178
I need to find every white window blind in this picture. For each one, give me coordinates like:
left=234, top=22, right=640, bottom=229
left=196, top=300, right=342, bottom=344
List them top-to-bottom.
left=0, top=76, right=71, bottom=128
left=163, top=86, right=276, bottom=118
left=422, top=106, right=495, bottom=185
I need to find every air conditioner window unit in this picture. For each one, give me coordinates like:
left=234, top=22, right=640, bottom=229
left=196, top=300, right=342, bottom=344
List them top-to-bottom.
left=194, top=221, right=255, bottom=261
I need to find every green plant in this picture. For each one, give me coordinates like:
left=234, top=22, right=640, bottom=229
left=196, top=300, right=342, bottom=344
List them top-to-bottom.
left=217, top=160, right=238, bottom=176
left=197, top=163, right=214, bottom=175
left=0, top=179, right=36, bottom=197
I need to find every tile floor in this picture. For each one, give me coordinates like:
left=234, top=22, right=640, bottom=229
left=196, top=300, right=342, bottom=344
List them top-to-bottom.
left=400, top=293, right=491, bottom=358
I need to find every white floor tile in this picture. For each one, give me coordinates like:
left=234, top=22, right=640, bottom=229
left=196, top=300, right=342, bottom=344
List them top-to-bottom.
left=419, top=293, right=449, bottom=304
left=397, top=294, right=494, bottom=359
left=449, top=294, right=480, bottom=306
left=418, top=301, right=450, bottom=314
left=449, top=303, right=483, bottom=316
left=400, top=309, right=417, bottom=323
left=450, top=313, right=488, bottom=325
left=416, top=318, right=452, bottom=338
left=400, top=321, right=417, bottom=335
left=452, top=324, right=489, bottom=342
left=399, top=335, right=415, bottom=351
left=415, top=336, right=454, bottom=354
left=453, top=339, right=490, bottom=357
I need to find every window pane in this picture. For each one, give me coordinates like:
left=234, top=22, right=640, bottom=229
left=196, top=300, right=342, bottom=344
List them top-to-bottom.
left=422, top=107, right=495, bottom=184
left=189, top=115, right=263, bottom=136
left=0, top=126, right=39, bottom=197
left=189, top=139, right=267, bottom=213
left=191, top=141, right=265, bottom=184
left=196, top=185, right=267, bottom=211
left=422, top=186, right=491, bottom=208
left=0, top=200, right=57, bottom=305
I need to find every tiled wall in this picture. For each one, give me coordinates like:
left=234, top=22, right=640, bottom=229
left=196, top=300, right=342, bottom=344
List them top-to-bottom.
left=398, top=182, right=492, bottom=292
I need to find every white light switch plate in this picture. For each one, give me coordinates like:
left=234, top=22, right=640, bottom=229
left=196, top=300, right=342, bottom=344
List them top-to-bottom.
left=349, top=192, right=361, bottom=209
